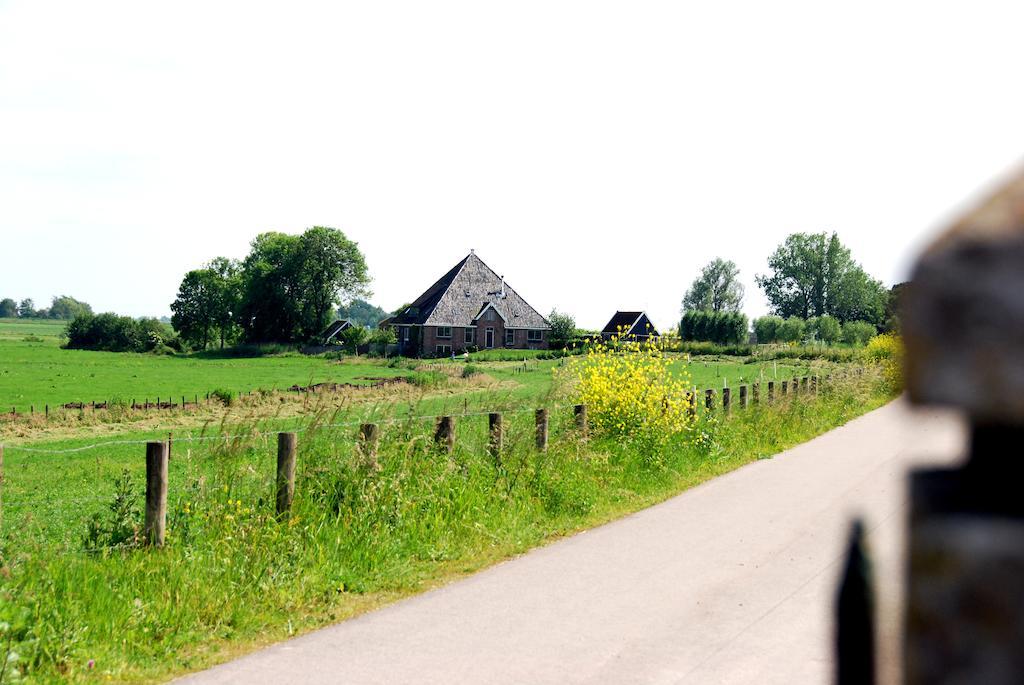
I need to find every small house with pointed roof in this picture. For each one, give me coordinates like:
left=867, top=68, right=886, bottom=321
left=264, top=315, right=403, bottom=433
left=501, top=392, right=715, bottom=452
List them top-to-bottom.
left=384, top=252, right=551, bottom=356
left=600, top=311, right=659, bottom=341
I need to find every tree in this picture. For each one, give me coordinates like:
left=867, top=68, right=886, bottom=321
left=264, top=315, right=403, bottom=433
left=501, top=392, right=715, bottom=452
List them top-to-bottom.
left=238, top=227, right=370, bottom=343
left=756, top=232, right=887, bottom=325
left=682, top=258, right=744, bottom=313
left=171, top=259, right=241, bottom=350
left=881, top=282, right=908, bottom=333
left=48, top=295, right=93, bottom=320
left=0, top=298, right=16, bottom=318
left=18, top=298, right=35, bottom=318
left=338, top=298, right=389, bottom=328
left=548, top=309, right=576, bottom=347
left=679, top=310, right=747, bottom=344
left=753, top=315, right=783, bottom=343
left=814, top=315, right=842, bottom=344
left=777, top=316, right=805, bottom=343
left=842, top=320, right=876, bottom=346
left=338, top=325, right=370, bottom=354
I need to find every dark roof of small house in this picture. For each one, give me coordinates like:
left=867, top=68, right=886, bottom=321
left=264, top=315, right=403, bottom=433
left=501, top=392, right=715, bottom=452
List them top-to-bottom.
left=388, top=253, right=550, bottom=330
left=601, top=311, right=657, bottom=336
left=322, top=319, right=353, bottom=340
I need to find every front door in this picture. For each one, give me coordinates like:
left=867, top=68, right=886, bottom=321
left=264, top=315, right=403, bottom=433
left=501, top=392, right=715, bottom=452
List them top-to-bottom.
left=485, top=328, right=494, bottom=348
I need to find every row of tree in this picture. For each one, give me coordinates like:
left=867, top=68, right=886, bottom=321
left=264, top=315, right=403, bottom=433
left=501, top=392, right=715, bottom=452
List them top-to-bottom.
left=171, top=227, right=370, bottom=350
left=678, top=231, right=897, bottom=344
left=680, top=232, right=892, bottom=327
left=0, top=295, right=93, bottom=320
left=678, top=310, right=748, bottom=345
left=65, top=313, right=180, bottom=353
left=751, top=315, right=875, bottom=346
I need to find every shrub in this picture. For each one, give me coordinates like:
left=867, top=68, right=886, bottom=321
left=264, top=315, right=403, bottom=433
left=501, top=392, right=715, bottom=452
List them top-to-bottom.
left=64, top=313, right=180, bottom=353
left=753, top=315, right=783, bottom=343
left=814, top=315, right=842, bottom=344
left=778, top=316, right=805, bottom=343
left=842, top=320, right=876, bottom=346
left=865, top=333, right=903, bottom=391
left=562, top=337, right=696, bottom=453
left=461, top=364, right=482, bottom=379
left=210, top=388, right=235, bottom=406
left=82, top=470, right=142, bottom=551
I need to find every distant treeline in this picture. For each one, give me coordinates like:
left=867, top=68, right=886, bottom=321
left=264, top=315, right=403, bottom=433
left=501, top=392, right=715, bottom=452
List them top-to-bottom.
left=0, top=295, right=92, bottom=320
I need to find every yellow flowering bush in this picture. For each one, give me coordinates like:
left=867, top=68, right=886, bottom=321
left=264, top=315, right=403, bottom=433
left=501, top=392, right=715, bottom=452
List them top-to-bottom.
left=560, top=332, right=696, bottom=449
left=864, top=333, right=903, bottom=392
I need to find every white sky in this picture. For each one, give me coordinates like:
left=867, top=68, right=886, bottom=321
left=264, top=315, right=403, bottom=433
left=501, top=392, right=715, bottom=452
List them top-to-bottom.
left=1, top=1, right=1022, bottom=330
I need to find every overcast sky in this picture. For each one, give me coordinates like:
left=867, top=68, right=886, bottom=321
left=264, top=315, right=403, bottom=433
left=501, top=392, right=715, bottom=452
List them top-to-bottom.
left=2, top=1, right=1022, bottom=330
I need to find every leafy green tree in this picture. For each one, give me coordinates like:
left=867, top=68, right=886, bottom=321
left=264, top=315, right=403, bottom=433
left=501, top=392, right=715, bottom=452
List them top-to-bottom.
left=238, top=227, right=370, bottom=343
left=756, top=232, right=887, bottom=325
left=682, top=258, right=744, bottom=312
left=171, top=259, right=241, bottom=351
left=881, top=282, right=908, bottom=333
left=48, top=295, right=93, bottom=320
left=0, top=298, right=16, bottom=318
left=18, top=298, right=35, bottom=318
left=337, top=298, right=389, bottom=328
left=548, top=309, right=576, bottom=347
left=679, top=310, right=747, bottom=344
left=753, top=315, right=783, bottom=343
left=814, top=315, right=842, bottom=344
left=777, top=316, right=805, bottom=343
left=842, top=320, right=876, bottom=346
left=339, top=325, right=370, bottom=354
left=368, top=327, right=397, bottom=355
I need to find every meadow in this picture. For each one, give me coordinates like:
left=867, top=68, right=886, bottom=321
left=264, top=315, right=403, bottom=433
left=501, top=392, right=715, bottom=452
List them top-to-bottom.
left=0, top=319, right=895, bottom=682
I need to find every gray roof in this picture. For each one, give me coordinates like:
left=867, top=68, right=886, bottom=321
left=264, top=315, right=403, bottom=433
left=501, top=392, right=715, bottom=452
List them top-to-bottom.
left=389, top=253, right=550, bottom=330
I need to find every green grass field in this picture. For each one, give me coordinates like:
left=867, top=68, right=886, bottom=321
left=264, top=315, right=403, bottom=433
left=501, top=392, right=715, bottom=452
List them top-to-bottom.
left=0, top=316, right=880, bottom=682
left=0, top=317, right=817, bottom=416
left=0, top=320, right=411, bottom=412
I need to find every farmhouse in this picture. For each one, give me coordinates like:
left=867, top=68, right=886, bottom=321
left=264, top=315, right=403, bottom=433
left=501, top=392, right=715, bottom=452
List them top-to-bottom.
left=383, top=252, right=551, bottom=357
left=600, top=311, right=659, bottom=341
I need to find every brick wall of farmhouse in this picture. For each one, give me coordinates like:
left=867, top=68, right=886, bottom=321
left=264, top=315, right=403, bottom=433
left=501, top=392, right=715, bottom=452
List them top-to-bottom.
left=422, top=323, right=548, bottom=355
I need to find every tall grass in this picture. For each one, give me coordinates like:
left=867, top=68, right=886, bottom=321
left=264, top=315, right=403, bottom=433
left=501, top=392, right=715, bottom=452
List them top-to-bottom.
left=0, top=371, right=893, bottom=682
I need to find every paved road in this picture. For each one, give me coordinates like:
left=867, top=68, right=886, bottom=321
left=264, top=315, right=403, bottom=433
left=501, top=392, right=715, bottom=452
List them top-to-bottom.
left=179, top=400, right=964, bottom=685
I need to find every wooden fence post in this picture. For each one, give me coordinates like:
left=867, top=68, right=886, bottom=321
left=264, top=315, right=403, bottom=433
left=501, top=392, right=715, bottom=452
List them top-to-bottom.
left=812, top=376, right=818, bottom=395
left=802, top=377, right=809, bottom=393
left=792, top=378, right=800, bottom=396
left=767, top=380, right=775, bottom=403
left=781, top=380, right=789, bottom=396
left=752, top=382, right=760, bottom=405
left=739, top=385, right=748, bottom=409
left=722, top=387, right=731, bottom=411
left=705, top=388, right=715, bottom=411
left=686, top=391, right=697, bottom=420
left=574, top=404, right=588, bottom=435
left=535, top=408, right=549, bottom=451
left=488, top=412, right=503, bottom=464
left=435, top=416, right=455, bottom=453
left=358, top=423, right=379, bottom=470
left=167, top=431, right=173, bottom=461
left=276, top=432, right=297, bottom=517
left=144, top=441, right=168, bottom=546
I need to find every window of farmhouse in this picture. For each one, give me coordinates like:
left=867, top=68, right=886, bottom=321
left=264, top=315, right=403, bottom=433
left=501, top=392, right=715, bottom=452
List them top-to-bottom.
left=437, top=326, right=452, bottom=338
left=464, top=328, right=474, bottom=343
left=505, top=329, right=515, bottom=346
left=527, top=330, right=543, bottom=342
left=436, top=344, right=452, bottom=356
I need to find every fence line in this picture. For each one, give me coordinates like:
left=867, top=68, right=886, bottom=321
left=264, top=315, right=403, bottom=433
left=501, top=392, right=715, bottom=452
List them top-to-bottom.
left=1, top=372, right=852, bottom=457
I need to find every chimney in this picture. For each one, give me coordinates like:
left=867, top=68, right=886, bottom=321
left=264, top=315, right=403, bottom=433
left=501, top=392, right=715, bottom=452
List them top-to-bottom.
left=500, top=275, right=505, bottom=298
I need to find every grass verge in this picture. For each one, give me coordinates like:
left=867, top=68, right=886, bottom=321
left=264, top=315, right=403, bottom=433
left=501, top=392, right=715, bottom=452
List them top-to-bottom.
left=0, top=371, right=892, bottom=682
